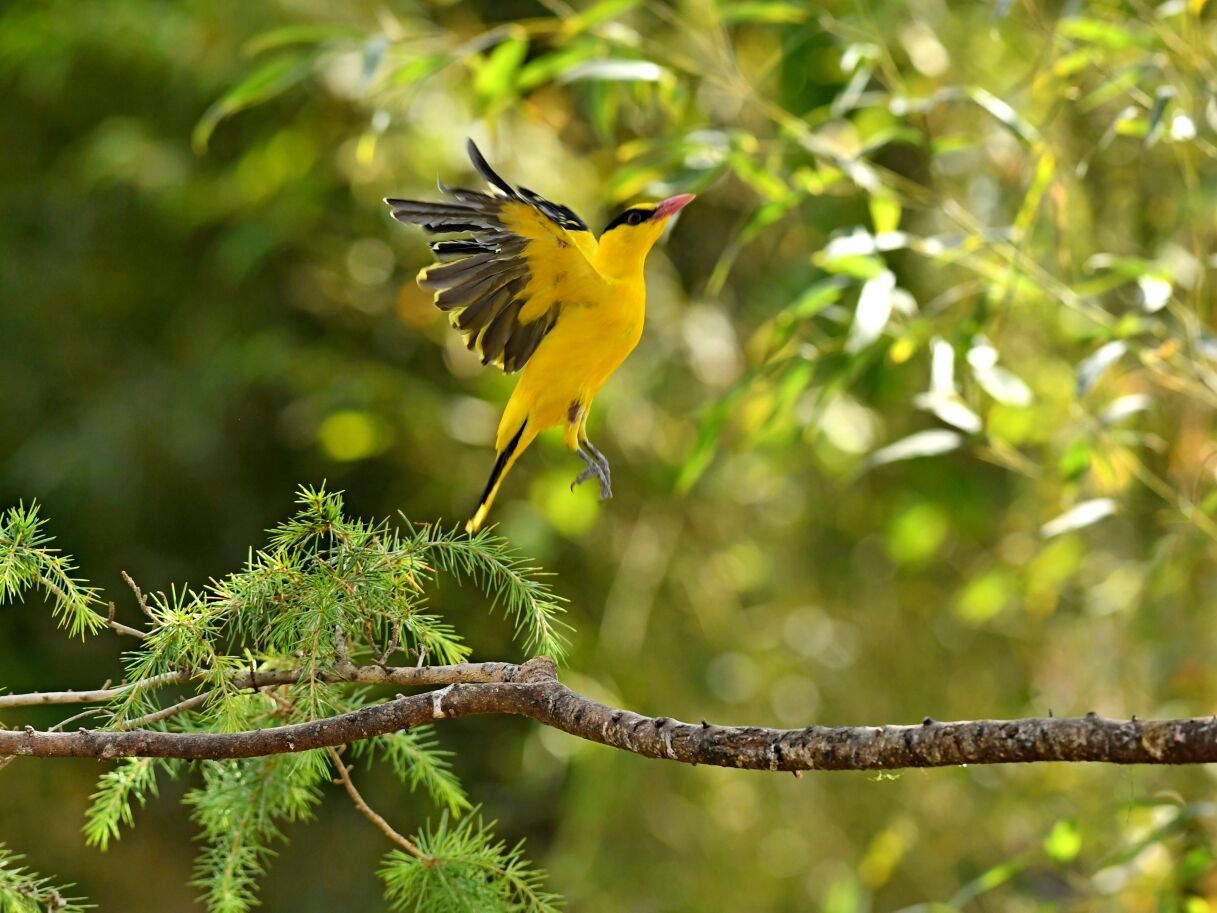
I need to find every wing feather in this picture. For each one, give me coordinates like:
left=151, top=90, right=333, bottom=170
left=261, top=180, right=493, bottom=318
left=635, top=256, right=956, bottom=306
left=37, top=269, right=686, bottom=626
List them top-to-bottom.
left=386, top=139, right=599, bottom=373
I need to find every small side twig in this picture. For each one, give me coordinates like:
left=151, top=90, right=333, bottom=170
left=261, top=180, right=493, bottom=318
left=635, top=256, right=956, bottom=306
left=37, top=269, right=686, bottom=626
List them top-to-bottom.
left=121, top=570, right=155, bottom=621
left=106, top=600, right=147, bottom=640
left=325, top=745, right=431, bottom=862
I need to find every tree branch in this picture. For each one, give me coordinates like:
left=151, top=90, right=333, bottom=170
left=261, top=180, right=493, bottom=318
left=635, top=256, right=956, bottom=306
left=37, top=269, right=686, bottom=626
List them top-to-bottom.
left=4, top=657, right=1217, bottom=770
left=0, top=661, right=520, bottom=710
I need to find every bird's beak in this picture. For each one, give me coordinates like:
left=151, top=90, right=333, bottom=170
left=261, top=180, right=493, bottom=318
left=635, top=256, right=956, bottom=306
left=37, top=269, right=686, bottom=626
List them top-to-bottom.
left=653, top=193, right=696, bottom=220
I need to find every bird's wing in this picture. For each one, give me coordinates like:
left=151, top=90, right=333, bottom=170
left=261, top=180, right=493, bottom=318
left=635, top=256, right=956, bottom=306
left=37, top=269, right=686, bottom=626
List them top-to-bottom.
left=386, top=140, right=600, bottom=373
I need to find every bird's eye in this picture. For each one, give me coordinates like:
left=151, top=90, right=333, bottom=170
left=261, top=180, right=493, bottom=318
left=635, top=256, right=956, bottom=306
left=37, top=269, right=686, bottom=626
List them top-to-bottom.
left=627, top=210, right=646, bottom=225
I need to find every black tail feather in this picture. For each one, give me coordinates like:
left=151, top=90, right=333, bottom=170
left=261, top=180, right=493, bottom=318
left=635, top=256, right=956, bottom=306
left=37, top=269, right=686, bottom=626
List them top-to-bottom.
left=476, top=420, right=527, bottom=508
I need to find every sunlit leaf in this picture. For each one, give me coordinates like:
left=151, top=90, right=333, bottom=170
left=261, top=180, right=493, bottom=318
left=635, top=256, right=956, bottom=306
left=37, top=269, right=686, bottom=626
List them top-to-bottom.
left=563, top=0, right=642, bottom=33
left=720, top=1, right=813, bottom=24
left=1058, top=17, right=1153, bottom=49
left=243, top=24, right=364, bottom=57
left=474, top=34, right=529, bottom=101
left=517, top=44, right=598, bottom=91
left=384, top=53, right=450, bottom=88
left=193, top=55, right=312, bottom=152
left=559, top=59, right=667, bottom=82
left=968, top=87, right=1039, bottom=143
left=869, top=193, right=901, bottom=235
left=846, top=270, right=896, bottom=353
left=1137, top=275, right=1171, bottom=312
left=1076, top=341, right=1127, bottom=396
left=974, top=365, right=1032, bottom=406
left=913, top=393, right=983, bottom=433
left=1101, top=394, right=1152, bottom=424
left=867, top=430, right=964, bottom=467
left=1040, top=498, right=1117, bottom=538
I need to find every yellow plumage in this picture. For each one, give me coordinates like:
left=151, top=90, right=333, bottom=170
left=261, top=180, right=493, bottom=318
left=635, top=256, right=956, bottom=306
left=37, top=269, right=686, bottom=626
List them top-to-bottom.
left=386, top=140, right=694, bottom=532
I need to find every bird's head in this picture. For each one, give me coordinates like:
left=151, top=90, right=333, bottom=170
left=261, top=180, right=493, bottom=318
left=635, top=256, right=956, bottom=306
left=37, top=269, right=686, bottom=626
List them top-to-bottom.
left=596, top=194, right=695, bottom=277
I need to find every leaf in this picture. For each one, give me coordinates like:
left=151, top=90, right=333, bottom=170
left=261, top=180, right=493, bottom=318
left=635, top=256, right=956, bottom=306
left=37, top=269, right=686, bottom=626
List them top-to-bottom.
left=563, top=0, right=642, bottom=33
left=719, top=1, right=813, bottom=24
left=1058, top=17, right=1153, bottom=49
left=243, top=24, right=364, bottom=57
left=474, top=34, right=529, bottom=101
left=517, top=44, right=598, bottom=91
left=385, top=53, right=450, bottom=89
left=193, top=55, right=312, bottom=153
left=559, top=59, right=667, bottom=82
left=1144, top=86, right=1176, bottom=147
left=968, top=87, right=1039, bottom=144
left=1012, top=151, right=1054, bottom=241
left=869, top=192, right=901, bottom=234
left=846, top=270, right=896, bottom=353
left=1137, top=275, right=1172, bottom=312
left=1076, top=341, right=1127, bottom=396
left=974, top=365, right=1033, bottom=406
left=914, top=394, right=983, bottom=433
left=1101, top=394, right=1152, bottom=424
left=867, top=430, right=964, bottom=468
left=1040, top=498, right=1117, bottom=538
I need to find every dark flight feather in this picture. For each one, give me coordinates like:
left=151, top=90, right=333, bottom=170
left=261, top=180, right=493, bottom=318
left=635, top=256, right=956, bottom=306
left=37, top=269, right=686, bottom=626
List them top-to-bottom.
left=385, top=140, right=592, bottom=372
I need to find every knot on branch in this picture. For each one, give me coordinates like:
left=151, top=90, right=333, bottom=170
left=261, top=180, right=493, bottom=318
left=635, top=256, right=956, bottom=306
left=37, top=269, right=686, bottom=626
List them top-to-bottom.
left=516, top=656, right=558, bottom=684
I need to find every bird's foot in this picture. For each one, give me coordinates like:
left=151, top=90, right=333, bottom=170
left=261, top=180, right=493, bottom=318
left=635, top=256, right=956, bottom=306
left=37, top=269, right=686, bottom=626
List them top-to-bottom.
left=572, top=447, right=613, bottom=501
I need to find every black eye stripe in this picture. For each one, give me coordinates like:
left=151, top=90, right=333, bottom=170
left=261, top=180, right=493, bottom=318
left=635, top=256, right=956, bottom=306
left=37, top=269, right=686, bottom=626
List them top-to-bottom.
left=602, top=207, right=654, bottom=233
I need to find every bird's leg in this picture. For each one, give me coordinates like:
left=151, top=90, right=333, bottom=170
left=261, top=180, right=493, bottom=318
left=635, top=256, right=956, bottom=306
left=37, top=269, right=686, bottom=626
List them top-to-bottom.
left=566, top=399, right=612, bottom=501
left=581, top=438, right=612, bottom=498
left=570, top=445, right=612, bottom=501
left=570, top=448, right=602, bottom=492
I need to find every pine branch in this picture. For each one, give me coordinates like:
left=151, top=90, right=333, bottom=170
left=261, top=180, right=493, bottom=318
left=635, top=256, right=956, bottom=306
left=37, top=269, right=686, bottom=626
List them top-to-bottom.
left=6, top=657, right=1217, bottom=770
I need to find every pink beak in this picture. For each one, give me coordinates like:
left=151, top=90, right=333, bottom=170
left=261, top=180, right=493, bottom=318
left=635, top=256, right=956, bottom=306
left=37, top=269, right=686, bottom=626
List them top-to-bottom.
left=653, top=193, right=696, bottom=220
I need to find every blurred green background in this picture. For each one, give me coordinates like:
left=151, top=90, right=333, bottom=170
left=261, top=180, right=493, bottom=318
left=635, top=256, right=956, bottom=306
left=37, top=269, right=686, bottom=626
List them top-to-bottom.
left=4, top=0, right=1217, bottom=909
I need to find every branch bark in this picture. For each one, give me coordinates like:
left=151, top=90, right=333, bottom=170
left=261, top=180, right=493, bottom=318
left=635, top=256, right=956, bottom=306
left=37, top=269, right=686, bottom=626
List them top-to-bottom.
left=4, top=657, right=1217, bottom=770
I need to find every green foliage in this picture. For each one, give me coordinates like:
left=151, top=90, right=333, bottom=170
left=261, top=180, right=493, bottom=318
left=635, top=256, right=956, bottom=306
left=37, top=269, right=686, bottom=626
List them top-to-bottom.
left=6, top=0, right=1217, bottom=910
left=0, top=490, right=567, bottom=913
left=0, top=503, right=104, bottom=639
left=82, top=757, right=164, bottom=851
left=379, top=812, right=561, bottom=913
left=0, top=844, right=88, bottom=913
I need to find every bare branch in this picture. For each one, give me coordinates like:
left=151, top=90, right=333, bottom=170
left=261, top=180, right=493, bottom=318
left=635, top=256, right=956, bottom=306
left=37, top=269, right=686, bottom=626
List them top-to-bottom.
left=4, top=657, right=1217, bottom=770
left=0, top=662, right=520, bottom=710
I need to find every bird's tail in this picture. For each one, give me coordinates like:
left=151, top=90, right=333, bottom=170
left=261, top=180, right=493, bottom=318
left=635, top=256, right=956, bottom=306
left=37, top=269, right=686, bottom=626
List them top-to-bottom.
left=466, top=420, right=531, bottom=534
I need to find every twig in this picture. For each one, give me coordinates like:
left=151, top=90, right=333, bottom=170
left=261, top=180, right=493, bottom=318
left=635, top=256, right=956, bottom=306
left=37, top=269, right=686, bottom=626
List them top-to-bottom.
left=121, top=570, right=155, bottom=620
left=105, top=600, right=147, bottom=640
left=7, top=658, right=1217, bottom=771
left=0, top=661, right=519, bottom=710
left=0, top=670, right=192, bottom=709
left=325, top=746, right=430, bottom=861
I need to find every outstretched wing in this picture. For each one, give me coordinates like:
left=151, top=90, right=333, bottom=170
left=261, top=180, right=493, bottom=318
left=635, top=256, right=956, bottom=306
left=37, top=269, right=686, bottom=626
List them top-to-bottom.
left=385, top=139, right=599, bottom=373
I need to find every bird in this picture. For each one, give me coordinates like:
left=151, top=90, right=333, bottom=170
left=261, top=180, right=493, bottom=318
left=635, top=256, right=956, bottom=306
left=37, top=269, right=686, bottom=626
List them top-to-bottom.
left=385, top=139, right=694, bottom=534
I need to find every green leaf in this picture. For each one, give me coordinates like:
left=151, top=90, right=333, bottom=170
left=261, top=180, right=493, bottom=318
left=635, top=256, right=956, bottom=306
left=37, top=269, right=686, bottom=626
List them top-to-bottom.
left=563, top=0, right=642, bottom=33
left=719, top=1, right=813, bottom=24
left=1058, top=17, right=1154, bottom=50
left=242, top=24, right=364, bottom=57
left=473, top=34, right=529, bottom=101
left=385, top=53, right=451, bottom=89
left=193, top=55, right=312, bottom=153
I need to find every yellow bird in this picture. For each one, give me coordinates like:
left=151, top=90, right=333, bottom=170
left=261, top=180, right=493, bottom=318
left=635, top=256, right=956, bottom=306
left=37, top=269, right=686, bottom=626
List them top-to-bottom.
left=386, top=140, right=694, bottom=533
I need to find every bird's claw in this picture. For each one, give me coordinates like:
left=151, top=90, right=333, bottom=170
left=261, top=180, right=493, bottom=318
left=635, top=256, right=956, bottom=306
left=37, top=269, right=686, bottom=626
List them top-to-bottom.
left=573, top=445, right=613, bottom=501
